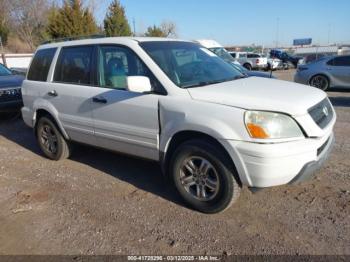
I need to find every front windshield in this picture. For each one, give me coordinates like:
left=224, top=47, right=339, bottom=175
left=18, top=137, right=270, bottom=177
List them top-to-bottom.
left=140, top=41, right=243, bottom=88
left=208, top=47, right=235, bottom=63
left=0, top=63, right=12, bottom=76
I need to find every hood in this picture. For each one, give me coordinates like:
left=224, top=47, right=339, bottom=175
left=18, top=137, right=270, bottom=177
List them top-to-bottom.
left=0, top=75, right=25, bottom=89
left=187, top=77, right=326, bottom=116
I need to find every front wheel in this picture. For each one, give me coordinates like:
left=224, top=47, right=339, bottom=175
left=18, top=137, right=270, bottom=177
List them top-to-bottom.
left=310, top=75, right=329, bottom=91
left=170, top=140, right=241, bottom=213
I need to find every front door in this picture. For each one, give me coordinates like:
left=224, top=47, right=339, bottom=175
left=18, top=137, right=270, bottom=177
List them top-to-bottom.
left=91, top=45, right=162, bottom=160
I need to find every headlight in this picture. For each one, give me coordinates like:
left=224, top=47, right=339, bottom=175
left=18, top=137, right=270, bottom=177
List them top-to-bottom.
left=244, top=111, right=304, bottom=139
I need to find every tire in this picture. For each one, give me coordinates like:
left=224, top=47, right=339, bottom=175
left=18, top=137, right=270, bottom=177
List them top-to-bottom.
left=243, top=63, right=252, bottom=71
left=266, top=63, right=271, bottom=71
left=309, top=75, right=329, bottom=91
left=36, top=116, right=71, bottom=161
left=169, top=140, right=241, bottom=213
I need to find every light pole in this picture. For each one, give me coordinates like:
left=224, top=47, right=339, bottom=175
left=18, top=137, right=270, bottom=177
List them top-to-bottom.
left=276, top=17, right=280, bottom=48
left=133, top=18, right=136, bottom=36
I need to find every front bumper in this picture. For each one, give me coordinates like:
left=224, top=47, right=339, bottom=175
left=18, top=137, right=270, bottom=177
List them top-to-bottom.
left=254, top=64, right=268, bottom=69
left=294, top=72, right=308, bottom=85
left=222, top=132, right=334, bottom=188
left=289, top=134, right=334, bottom=184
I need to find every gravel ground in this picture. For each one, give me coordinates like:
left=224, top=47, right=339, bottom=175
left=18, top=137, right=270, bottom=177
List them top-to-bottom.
left=0, top=70, right=349, bottom=255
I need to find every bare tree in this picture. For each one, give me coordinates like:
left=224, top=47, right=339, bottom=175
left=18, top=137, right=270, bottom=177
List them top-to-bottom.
left=6, top=0, right=50, bottom=50
left=160, top=20, right=178, bottom=38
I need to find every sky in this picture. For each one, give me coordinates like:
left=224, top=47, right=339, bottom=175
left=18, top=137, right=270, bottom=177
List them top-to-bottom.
left=95, top=0, right=350, bottom=47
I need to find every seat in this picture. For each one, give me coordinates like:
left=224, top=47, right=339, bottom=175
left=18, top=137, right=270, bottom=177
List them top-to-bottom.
left=106, top=58, right=127, bottom=89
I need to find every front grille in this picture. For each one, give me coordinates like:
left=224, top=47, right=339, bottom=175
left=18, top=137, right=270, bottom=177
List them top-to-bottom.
left=0, top=88, right=22, bottom=103
left=308, top=98, right=334, bottom=129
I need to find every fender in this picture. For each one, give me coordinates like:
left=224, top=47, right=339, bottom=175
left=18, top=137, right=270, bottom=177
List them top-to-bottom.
left=32, top=98, right=69, bottom=139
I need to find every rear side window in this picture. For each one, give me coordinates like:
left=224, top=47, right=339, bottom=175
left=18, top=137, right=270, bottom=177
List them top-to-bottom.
left=54, top=46, right=94, bottom=85
left=27, top=48, right=57, bottom=81
left=247, top=54, right=259, bottom=58
left=327, top=56, right=350, bottom=66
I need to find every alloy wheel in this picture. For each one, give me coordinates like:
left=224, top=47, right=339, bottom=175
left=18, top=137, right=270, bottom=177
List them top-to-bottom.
left=40, top=124, right=58, bottom=155
left=179, top=156, right=220, bottom=201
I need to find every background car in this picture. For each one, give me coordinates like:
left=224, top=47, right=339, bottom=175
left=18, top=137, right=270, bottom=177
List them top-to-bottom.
left=270, top=49, right=303, bottom=68
left=229, top=51, right=250, bottom=66
left=230, top=52, right=268, bottom=71
left=244, top=53, right=268, bottom=71
left=266, top=54, right=283, bottom=70
left=294, top=55, right=350, bottom=90
left=231, top=62, right=276, bottom=79
left=0, top=63, right=25, bottom=113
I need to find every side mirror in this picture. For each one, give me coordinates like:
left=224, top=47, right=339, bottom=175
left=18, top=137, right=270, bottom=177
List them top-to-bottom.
left=126, top=76, right=152, bottom=93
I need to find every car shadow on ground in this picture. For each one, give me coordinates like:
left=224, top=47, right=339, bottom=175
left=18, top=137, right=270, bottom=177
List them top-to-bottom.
left=329, top=97, right=350, bottom=107
left=0, top=117, right=185, bottom=209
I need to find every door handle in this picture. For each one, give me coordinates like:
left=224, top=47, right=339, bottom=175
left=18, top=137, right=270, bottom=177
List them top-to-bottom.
left=47, top=90, right=58, bottom=97
left=92, top=96, right=107, bottom=104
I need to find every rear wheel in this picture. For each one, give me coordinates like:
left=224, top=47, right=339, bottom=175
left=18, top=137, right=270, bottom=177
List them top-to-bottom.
left=243, top=63, right=252, bottom=71
left=310, top=75, right=329, bottom=91
left=36, top=116, right=71, bottom=160
left=170, top=140, right=241, bottom=213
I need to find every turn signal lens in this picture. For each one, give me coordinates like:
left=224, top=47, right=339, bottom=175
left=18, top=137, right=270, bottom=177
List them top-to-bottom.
left=246, top=123, right=269, bottom=139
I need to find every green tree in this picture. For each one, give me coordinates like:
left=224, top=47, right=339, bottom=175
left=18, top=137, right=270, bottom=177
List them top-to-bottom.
left=46, top=0, right=98, bottom=39
left=103, top=0, right=131, bottom=37
left=144, top=25, right=166, bottom=37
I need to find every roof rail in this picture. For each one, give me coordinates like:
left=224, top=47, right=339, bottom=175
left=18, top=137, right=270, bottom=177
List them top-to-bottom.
left=41, top=34, right=106, bottom=45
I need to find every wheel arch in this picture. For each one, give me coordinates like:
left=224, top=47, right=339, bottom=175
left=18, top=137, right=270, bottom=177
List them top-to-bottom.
left=308, top=73, right=331, bottom=87
left=33, top=108, right=69, bottom=140
left=161, top=130, right=242, bottom=186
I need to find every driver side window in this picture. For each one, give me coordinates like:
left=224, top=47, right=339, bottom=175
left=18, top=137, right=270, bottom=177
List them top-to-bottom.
left=97, top=45, right=165, bottom=94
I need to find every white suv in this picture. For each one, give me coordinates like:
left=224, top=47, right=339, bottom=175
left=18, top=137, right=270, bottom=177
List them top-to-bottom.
left=22, top=37, right=336, bottom=213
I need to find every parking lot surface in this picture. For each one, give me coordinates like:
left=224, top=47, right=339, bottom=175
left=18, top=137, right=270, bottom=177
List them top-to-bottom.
left=0, top=70, right=349, bottom=255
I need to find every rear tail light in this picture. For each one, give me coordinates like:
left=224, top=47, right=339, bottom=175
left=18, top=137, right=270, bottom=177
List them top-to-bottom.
left=256, top=59, right=260, bottom=64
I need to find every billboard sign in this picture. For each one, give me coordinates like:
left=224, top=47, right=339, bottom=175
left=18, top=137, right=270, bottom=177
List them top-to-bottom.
left=293, top=38, right=312, bottom=46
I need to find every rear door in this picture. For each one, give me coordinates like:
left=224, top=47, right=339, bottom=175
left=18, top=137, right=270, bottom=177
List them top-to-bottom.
left=49, top=45, right=97, bottom=144
left=90, top=45, right=162, bottom=160
left=327, top=56, right=350, bottom=88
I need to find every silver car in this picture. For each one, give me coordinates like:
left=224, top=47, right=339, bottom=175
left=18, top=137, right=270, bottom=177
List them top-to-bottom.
left=294, top=55, right=350, bottom=90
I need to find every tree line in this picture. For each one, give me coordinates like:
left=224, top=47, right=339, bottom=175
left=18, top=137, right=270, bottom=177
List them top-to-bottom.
left=0, top=0, right=177, bottom=52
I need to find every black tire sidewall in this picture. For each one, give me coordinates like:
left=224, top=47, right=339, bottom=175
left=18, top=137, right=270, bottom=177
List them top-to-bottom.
left=244, top=64, right=252, bottom=70
left=311, top=75, right=329, bottom=91
left=36, top=117, right=65, bottom=160
left=170, top=141, right=235, bottom=213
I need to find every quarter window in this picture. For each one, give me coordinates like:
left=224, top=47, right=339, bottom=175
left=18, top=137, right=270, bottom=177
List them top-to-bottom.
left=54, top=46, right=94, bottom=85
left=27, top=48, right=57, bottom=81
